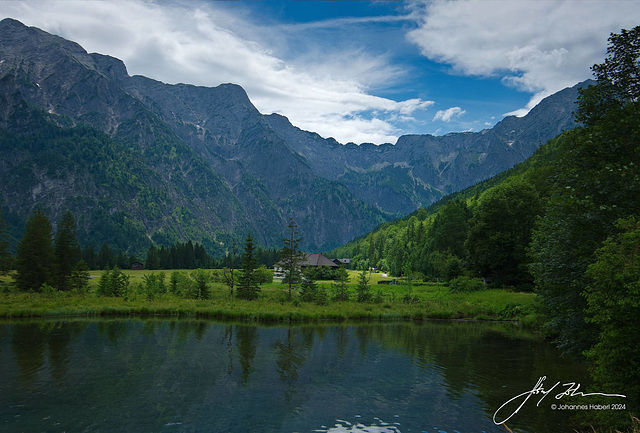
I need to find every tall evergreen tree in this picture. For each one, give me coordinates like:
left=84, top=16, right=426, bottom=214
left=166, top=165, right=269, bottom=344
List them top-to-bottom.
left=0, top=208, right=12, bottom=277
left=15, top=209, right=54, bottom=291
left=53, top=210, right=80, bottom=290
left=279, top=218, right=305, bottom=300
left=237, top=233, right=260, bottom=300
left=97, top=243, right=114, bottom=270
left=145, top=245, right=159, bottom=270
left=356, top=267, right=371, bottom=303
left=300, top=268, right=318, bottom=302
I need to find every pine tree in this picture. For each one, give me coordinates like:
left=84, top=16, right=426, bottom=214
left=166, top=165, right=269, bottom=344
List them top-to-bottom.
left=15, top=209, right=54, bottom=291
left=53, top=210, right=80, bottom=290
left=279, top=218, right=305, bottom=300
left=237, top=234, right=260, bottom=300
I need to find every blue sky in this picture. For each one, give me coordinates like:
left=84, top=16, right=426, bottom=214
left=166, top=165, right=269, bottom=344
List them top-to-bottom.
left=1, top=1, right=639, bottom=143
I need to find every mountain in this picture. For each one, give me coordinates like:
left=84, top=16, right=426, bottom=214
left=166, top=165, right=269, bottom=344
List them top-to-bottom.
left=0, top=18, right=586, bottom=254
left=265, top=81, right=583, bottom=215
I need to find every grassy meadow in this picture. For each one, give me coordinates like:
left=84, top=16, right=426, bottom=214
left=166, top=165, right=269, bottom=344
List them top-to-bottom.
left=0, top=269, right=538, bottom=325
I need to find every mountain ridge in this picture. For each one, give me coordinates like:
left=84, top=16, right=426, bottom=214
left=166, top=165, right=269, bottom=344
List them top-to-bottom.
left=0, top=18, right=587, bottom=253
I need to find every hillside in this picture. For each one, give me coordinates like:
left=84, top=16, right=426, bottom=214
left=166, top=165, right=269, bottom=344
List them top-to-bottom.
left=0, top=18, right=585, bottom=254
left=329, top=130, right=568, bottom=283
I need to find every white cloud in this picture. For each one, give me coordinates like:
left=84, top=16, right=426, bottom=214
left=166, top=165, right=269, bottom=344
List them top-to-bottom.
left=407, top=0, right=640, bottom=116
left=0, top=1, right=432, bottom=144
left=433, top=107, right=465, bottom=123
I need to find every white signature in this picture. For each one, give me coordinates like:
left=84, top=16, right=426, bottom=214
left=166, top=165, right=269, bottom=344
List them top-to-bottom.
left=493, top=376, right=626, bottom=425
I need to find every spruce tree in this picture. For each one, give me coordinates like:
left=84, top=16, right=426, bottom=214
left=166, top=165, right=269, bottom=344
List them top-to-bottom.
left=0, top=208, right=12, bottom=277
left=15, top=209, right=54, bottom=291
left=53, top=210, right=80, bottom=290
left=279, top=218, right=305, bottom=300
left=237, top=233, right=260, bottom=300
left=333, top=265, right=350, bottom=302
left=300, top=268, right=318, bottom=302
left=356, top=268, right=371, bottom=303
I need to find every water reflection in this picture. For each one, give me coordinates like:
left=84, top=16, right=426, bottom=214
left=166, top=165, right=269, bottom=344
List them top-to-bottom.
left=0, top=319, right=589, bottom=432
left=10, top=321, right=86, bottom=385
left=236, top=325, right=257, bottom=385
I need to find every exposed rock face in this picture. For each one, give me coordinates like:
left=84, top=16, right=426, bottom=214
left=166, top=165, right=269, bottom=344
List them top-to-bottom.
left=0, top=18, right=586, bottom=252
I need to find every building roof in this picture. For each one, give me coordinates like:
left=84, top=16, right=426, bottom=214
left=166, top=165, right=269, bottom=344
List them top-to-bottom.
left=274, top=252, right=339, bottom=268
left=300, top=253, right=339, bottom=267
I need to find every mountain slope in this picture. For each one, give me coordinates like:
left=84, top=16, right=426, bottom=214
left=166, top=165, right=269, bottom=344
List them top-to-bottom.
left=0, top=18, right=585, bottom=254
left=0, top=18, right=386, bottom=252
left=265, top=81, right=584, bottom=215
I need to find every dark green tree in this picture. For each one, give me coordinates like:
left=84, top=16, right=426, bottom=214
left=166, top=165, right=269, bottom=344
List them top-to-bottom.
left=577, top=26, right=640, bottom=126
left=530, top=27, right=640, bottom=355
left=466, top=181, right=542, bottom=287
left=427, top=199, right=471, bottom=259
left=0, top=208, right=12, bottom=277
left=15, top=209, right=54, bottom=291
left=53, top=211, right=80, bottom=290
left=279, top=218, right=305, bottom=300
left=583, top=218, right=640, bottom=425
left=237, top=233, right=260, bottom=300
left=97, top=243, right=114, bottom=270
left=145, top=245, right=160, bottom=270
left=69, top=260, right=91, bottom=293
left=333, top=265, right=350, bottom=302
left=96, top=267, right=129, bottom=297
left=300, top=268, right=318, bottom=302
left=356, top=268, right=371, bottom=303
left=190, top=269, right=210, bottom=300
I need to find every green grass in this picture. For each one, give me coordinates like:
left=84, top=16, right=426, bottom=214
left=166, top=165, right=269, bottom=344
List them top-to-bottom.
left=0, top=270, right=538, bottom=324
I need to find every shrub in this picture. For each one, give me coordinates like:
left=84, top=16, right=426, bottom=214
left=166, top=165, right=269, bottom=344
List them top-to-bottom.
left=97, top=267, right=130, bottom=297
left=448, top=276, right=485, bottom=293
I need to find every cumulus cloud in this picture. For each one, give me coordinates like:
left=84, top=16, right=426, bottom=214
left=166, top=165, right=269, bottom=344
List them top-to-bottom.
left=407, top=0, right=640, bottom=116
left=0, top=1, right=432, bottom=144
left=433, top=107, right=465, bottom=123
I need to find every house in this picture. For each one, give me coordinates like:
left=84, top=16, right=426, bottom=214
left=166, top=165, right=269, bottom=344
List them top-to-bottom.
left=273, top=253, right=338, bottom=281
left=131, top=262, right=144, bottom=270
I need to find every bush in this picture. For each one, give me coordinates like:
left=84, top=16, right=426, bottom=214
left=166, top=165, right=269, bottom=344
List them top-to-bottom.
left=255, top=265, right=273, bottom=284
left=97, top=267, right=130, bottom=297
left=187, top=269, right=210, bottom=300
left=140, top=272, right=166, bottom=300
left=448, top=276, right=485, bottom=293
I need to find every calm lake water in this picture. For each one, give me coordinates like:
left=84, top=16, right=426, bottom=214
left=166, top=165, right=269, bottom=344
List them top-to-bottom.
left=0, top=319, right=589, bottom=433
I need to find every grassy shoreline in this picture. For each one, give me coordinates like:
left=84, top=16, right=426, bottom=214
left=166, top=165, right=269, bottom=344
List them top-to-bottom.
left=0, top=270, right=539, bottom=325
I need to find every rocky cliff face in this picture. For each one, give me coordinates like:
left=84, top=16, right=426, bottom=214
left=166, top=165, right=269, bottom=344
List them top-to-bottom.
left=0, top=18, right=585, bottom=253
left=265, top=81, right=584, bottom=213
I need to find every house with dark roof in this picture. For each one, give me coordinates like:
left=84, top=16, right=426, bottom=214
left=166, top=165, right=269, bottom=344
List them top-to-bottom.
left=273, top=253, right=339, bottom=281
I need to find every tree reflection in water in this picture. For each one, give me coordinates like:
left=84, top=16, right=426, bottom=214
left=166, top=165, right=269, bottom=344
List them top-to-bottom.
left=0, top=319, right=589, bottom=433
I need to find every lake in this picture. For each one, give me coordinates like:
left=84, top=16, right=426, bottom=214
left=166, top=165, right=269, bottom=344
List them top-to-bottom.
left=0, top=319, right=589, bottom=432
